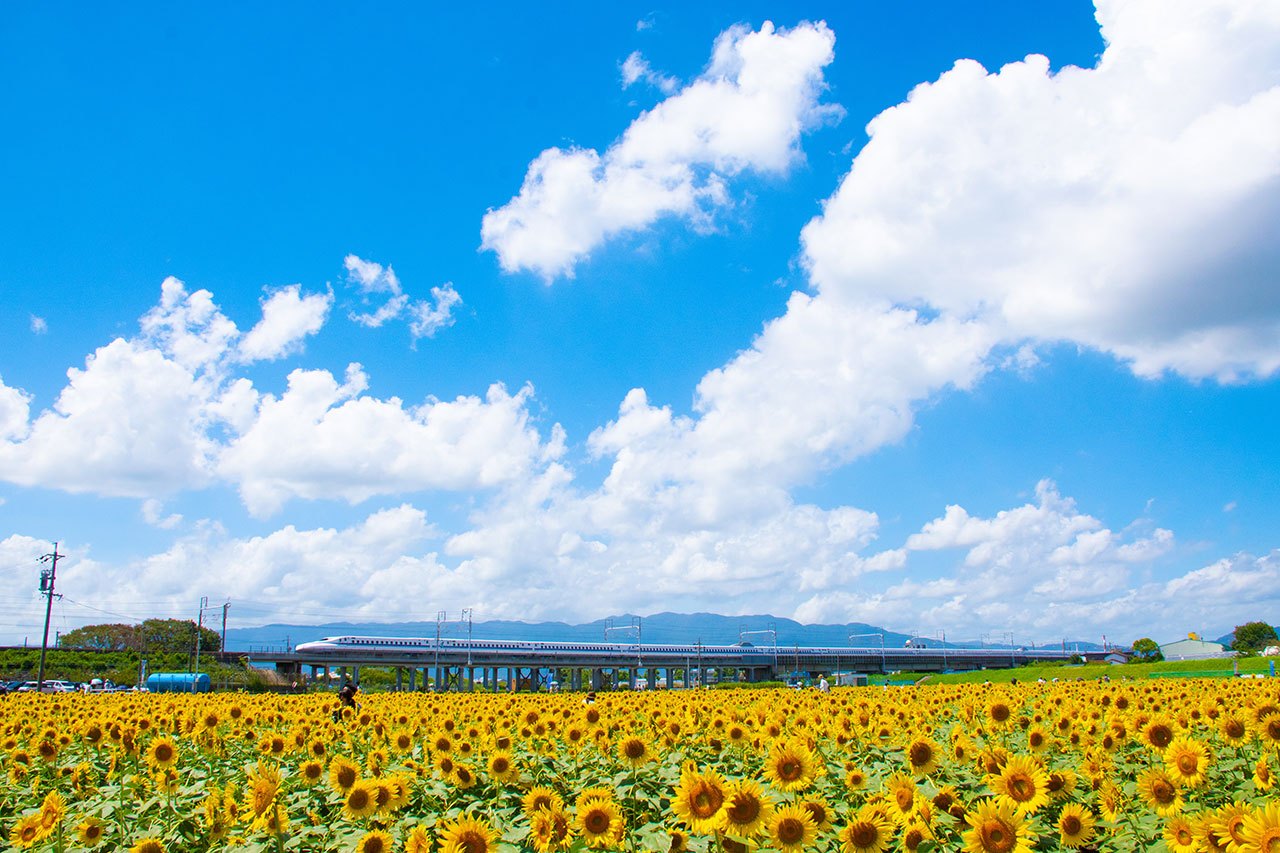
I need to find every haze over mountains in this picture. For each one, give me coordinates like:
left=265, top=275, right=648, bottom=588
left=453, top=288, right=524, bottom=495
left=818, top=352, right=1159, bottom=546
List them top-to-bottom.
left=223, top=612, right=1104, bottom=653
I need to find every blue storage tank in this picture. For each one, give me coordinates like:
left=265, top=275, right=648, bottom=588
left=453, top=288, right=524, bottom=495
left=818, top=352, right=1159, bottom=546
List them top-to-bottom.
left=145, top=673, right=211, bottom=693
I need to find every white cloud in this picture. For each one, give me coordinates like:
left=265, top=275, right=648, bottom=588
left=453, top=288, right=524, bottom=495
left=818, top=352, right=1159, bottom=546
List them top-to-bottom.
left=801, top=0, right=1280, bottom=381
left=482, top=21, right=840, bottom=279
left=621, top=51, right=679, bottom=94
left=345, top=255, right=461, bottom=340
left=0, top=277, right=534, bottom=512
left=407, top=284, right=462, bottom=340
left=238, top=285, right=332, bottom=363
left=29, top=315, right=47, bottom=334
left=217, top=367, right=551, bottom=517
left=0, top=376, right=31, bottom=442
left=141, top=498, right=182, bottom=530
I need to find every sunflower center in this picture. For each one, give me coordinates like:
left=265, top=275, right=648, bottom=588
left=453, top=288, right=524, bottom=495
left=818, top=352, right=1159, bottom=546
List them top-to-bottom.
left=991, top=705, right=1010, bottom=722
left=1226, top=720, right=1245, bottom=738
left=1149, top=726, right=1173, bottom=748
left=626, top=741, right=645, bottom=759
left=155, top=744, right=173, bottom=761
left=910, top=744, right=932, bottom=766
left=1177, top=754, right=1197, bottom=774
left=780, top=760, right=802, bottom=780
left=338, top=766, right=356, bottom=788
left=1009, top=776, right=1031, bottom=799
left=1152, top=781, right=1175, bottom=804
left=693, top=787, right=723, bottom=817
left=349, top=789, right=370, bottom=809
left=896, top=789, right=914, bottom=810
left=727, top=796, right=760, bottom=824
left=804, top=803, right=827, bottom=824
left=585, top=809, right=611, bottom=834
left=1062, top=816, right=1081, bottom=835
left=777, top=818, right=804, bottom=844
left=981, top=821, right=1014, bottom=853
left=851, top=824, right=877, bottom=846
left=457, top=830, right=488, bottom=853
left=366, top=839, right=386, bottom=853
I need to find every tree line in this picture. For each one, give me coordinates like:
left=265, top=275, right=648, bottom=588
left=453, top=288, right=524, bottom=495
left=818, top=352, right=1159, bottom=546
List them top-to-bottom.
left=57, top=619, right=222, bottom=653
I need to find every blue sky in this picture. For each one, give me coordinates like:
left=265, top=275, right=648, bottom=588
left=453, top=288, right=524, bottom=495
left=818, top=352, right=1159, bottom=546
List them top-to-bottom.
left=1, top=0, right=1277, bottom=645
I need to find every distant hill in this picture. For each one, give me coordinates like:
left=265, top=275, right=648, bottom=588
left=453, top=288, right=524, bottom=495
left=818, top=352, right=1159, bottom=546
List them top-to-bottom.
left=223, top=612, right=1104, bottom=653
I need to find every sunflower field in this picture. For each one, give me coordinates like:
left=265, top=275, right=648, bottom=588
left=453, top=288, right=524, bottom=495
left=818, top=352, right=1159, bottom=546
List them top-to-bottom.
left=2, top=678, right=1279, bottom=853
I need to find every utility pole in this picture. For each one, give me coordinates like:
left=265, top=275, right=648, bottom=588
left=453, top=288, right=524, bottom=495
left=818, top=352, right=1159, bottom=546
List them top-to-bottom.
left=37, top=543, right=63, bottom=691
left=193, top=596, right=208, bottom=690
left=221, top=601, right=229, bottom=652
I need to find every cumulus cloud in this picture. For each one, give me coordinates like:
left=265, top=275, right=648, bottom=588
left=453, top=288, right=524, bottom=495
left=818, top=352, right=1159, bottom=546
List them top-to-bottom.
left=801, top=0, right=1280, bottom=381
left=482, top=21, right=840, bottom=279
left=344, top=255, right=461, bottom=340
left=0, top=277, right=550, bottom=512
left=238, top=285, right=332, bottom=362
left=29, top=315, right=47, bottom=334
left=218, top=367, right=549, bottom=517
left=796, top=480, right=1177, bottom=638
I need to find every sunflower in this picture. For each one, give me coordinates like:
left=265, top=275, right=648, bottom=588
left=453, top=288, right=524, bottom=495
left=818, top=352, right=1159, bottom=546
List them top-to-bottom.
left=985, top=698, right=1013, bottom=729
left=1258, top=711, right=1280, bottom=745
left=1218, top=713, right=1249, bottom=745
left=1141, top=715, right=1177, bottom=753
left=1025, top=725, right=1050, bottom=753
left=390, top=729, right=414, bottom=754
left=618, top=735, right=654, bottom=767
left=1163, top=735, right=1210, bottom=786
left=904, top=737, right=940, bottom=776
left=765, top=738, right=818, bottom=793
left=486, top=750, right=518, bottom=784
left=329, top=755, right=360, bottom=794
left=990, top=755, right=1049, bottom=815
left=1256, top=756, right=1275, bottom=791
left=299, top=759, right=324, bottom=786
left=247, top=761, right=280, bottom=817
left=451, top=763, right=478, bottom=789
left=670, top=766, right=728, bottom=834
left=845, top=767, right=868, bottom=792
left=1135, top=767, right=1183, bottom=816
left=884, top=773, right=918, bottom=821
left=722, top=778, right=775, bottom=837
left=342, top=780, right=379, bottom=821
left=523, top=786, right=566, bottom=819
left=38, top=790, right=66, bottom=832
left=800, top=796, right=833, bottom=833
left=577, top=797, right=624, bottom=850
left=962, top=799, right=1036, bottom=853
left=1215, top=801, right=1253, bottom=849
left=251, top=802, right=290, bottom=837
left=1055, top=803, right=1096, bottom=849
left=766, top=804, right=816, bottom=853
left=530, top=806, right=576, bottom=853
left=837, top=806, right=895, bottom=853
left=1195, top=811, right=1231, bottom=853
left=9, top=814, right=45, bottom=850
left=440, top=814, right=498, bottom=853
left=1162, top=814, right=1197, bottom=853
left=901, top=821, right=932, bottom=853
left=405, top=826, right=432, bottom=853
left=664, top=828, right=689, bottom=853
left=355, top=829, right=394, bottom=853
left=129, top=839, right=166, bottom=853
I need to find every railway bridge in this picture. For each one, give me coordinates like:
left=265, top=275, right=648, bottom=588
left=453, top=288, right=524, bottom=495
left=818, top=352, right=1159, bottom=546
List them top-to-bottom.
left=247, top=637, right=1100, bottom=692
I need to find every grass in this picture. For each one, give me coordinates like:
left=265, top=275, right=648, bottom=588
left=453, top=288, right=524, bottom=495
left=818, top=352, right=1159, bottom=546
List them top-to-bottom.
left=919, top=655, right=1279, bottom=685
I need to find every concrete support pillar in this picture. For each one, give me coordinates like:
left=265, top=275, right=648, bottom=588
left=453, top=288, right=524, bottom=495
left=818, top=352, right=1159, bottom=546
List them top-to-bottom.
left=339, top=666, right=347, bottom=684
left=353, top=666, right=361, bottom=686
left=395, top=667, right=403, bottom=692
left=508, top=667, right=516, bottom=692
left=408, top=668, right=417, bottom=690
left=468, top=668, right=475, bottom=692
left=571, top=669, right=581, bottom=691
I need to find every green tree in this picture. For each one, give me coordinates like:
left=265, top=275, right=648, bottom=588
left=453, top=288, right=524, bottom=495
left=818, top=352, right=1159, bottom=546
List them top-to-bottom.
left=59, top=619, right=220, bottom=653
left=1231, top=621, right=1280, bottom=653
left=59, top=623, right=138, bottom=650
left=1131, top=637, right=1163, bottom=662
